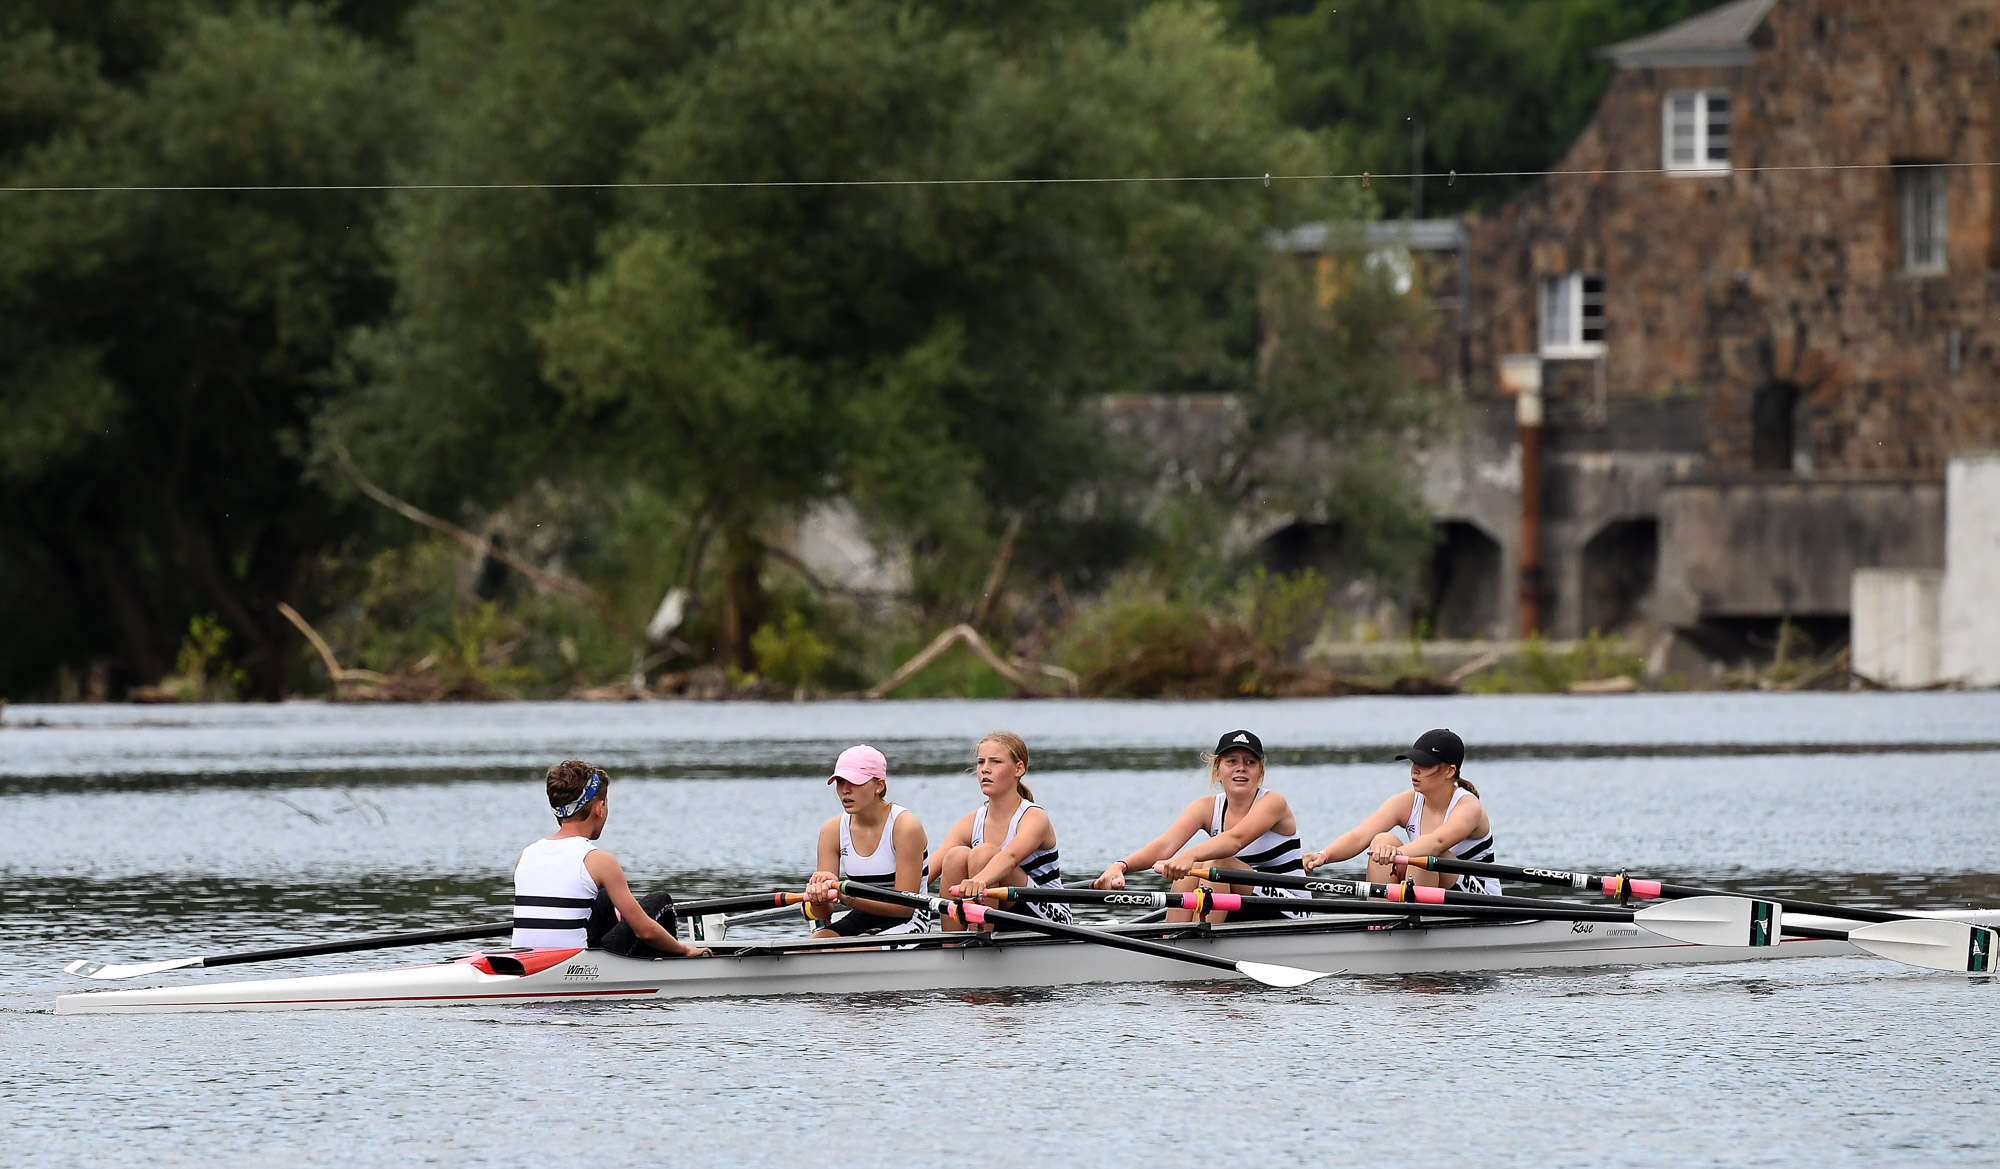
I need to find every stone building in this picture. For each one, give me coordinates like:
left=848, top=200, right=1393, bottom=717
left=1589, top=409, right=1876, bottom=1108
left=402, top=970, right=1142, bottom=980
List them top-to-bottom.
left=1333, top=0, right=2000, bottom=663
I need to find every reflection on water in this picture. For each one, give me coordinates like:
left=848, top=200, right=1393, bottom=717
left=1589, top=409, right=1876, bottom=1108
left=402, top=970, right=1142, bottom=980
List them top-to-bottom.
left=5, top=696, right=2000, bottom=1167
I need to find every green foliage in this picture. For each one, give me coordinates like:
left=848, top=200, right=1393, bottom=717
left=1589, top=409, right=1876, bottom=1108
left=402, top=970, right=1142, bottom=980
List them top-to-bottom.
left=1226, top=0, right=1730, bottom=215
left=0, top=3, right=403, bottom=697
left=1233, top=567, right=1330, bottom=659
left=1054, top=580, right=1270, bottom=697
left=750, top=611, right=834, bottom=694
left=152, top=613, right=248, bottom=701
left=1462, top=632, right=1645, bottom=694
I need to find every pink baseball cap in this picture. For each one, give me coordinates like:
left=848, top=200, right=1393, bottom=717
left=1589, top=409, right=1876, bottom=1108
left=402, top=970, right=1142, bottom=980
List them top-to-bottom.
left=827, top=744, right=888, bottom=785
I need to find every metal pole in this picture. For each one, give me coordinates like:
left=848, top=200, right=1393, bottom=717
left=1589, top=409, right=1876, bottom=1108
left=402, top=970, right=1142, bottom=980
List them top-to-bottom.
left=1518, top=384, right=1544, bottom=636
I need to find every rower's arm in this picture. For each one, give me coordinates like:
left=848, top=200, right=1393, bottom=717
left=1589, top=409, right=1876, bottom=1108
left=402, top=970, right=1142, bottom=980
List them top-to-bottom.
left=1178, top=792, right=1289, bottom=862
left=1305, top=794, right=1412, bottom=869
left=1402, top=794, right=1482, bottom=860
left=1095, top=802, right=1206, bottom=888
left=971, top=806, right=1052, bottom=887
left=926, top=813, right=974, bottom=886
left=838, top=814, right=927, bottom=920
left=804, top=818, right=843, bottom=910
left=583, top=850, right=706, bottom=957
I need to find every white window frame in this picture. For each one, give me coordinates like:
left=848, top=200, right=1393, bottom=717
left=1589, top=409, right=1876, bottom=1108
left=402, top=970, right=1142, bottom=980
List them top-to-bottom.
left=1663, top=89, right=1731, bottom=174
left=1899, top=164, right=1948, bottom=275
left=1538, top=272, right=1605, bottom=359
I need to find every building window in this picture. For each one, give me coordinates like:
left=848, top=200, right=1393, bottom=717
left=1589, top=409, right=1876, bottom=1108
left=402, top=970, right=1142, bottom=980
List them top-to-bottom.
left=1663, top=90, right=1731, bottom=173
left=1899, top=164, right=1948, bottom=274
left=1538, top=273, right=1605, bottom=358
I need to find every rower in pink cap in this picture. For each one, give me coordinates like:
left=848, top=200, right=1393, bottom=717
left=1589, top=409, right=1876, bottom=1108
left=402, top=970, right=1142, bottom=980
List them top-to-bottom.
left=803, top=745, right=933, bottom=937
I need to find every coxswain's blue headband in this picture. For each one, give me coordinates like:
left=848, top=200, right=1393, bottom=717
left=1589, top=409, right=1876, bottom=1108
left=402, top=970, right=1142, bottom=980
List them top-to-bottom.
left=553, top=769, right=605, bottom=821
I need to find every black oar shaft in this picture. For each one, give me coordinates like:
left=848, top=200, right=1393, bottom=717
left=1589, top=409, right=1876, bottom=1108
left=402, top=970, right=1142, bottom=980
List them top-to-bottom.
left=1404, top=856, right=1908, bottom=924
left=1201, top=867, right=1590, bottom=915
left=845, top=882, right=1244, bottom=975
left=995, top=885, right=1635, bottom=924
left=204, top=891, right=798, bottom=970
left=206, top=923, right=512, bottom=969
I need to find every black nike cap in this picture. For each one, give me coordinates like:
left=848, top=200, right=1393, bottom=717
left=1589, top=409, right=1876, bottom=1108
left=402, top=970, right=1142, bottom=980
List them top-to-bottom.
left=1397, top=728, right=1464, bottom=769
left=1212, top=729, right=1264, bottom=759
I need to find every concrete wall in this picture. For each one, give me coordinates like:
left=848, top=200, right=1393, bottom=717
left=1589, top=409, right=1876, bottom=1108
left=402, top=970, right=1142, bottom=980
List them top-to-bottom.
left=1940, top=454, right=2000, bottom=683
left=1655, top=476, right=1944, bottom=623
left=1852, top=568, right=1943, bottom=685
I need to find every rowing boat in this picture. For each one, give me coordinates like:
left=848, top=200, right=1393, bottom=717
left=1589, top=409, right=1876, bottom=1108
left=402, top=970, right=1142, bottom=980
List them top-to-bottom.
left=55, top=905, right=2000, bottom=1015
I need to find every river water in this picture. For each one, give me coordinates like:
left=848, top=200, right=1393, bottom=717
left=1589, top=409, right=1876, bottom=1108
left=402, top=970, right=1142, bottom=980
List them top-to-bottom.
left=3, top=694, right=1997, bottom=1166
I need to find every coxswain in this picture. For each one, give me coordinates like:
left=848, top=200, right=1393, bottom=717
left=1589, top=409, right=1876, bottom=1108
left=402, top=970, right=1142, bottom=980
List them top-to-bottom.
left=1300, top=728, right=1499, bottom=894
left=1091, top=729, right=1309, bottom=923
left=929, top=731, right=1070, bottom=930
left=803, top=745, right=932, bottom=937
left=511, top=760, right=710, bottom=957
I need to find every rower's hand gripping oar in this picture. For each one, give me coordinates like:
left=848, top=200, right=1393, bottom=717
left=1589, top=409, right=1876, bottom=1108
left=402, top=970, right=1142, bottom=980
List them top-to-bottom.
left=845, top=881, right=1338, bottom=989
left=65, top=890, right=810, bottom=981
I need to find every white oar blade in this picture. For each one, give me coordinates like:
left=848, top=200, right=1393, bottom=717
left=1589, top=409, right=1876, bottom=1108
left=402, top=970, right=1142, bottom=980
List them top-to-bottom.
left=1635, top=896, right=1784, bottom=948
left=1848, top=920, right=1999, bottom=973
left=64, top=956, right=206, bottom=981
left=1235, top=960, right=1340, bottom=988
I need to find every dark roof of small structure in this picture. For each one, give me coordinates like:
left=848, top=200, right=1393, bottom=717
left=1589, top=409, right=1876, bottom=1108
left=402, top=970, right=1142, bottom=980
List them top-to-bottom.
left=1596, top=0, right=1777, bottom=68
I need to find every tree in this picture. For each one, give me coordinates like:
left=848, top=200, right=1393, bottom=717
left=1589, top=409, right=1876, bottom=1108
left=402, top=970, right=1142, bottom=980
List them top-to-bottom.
left=335, top=0, right=1353, bottom=668
left=0, top=4, right=403, bottom=697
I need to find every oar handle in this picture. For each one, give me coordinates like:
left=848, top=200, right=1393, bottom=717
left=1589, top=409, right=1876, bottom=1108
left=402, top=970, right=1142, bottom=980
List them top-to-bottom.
left=842, top=881, right=1244, bottom=975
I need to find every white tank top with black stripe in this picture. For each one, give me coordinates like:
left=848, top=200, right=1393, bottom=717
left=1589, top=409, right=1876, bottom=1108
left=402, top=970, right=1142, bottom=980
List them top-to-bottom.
left=1404, top=787, right=1500, bottom=895
left=1203, top=791, right=1310, bottom=904
left=971, top=799, right=1071, bottom=923
left=837, top=804, right=930, bottom=934
left=840, top=804, right=911, bottom=882
left=513, top=836, right=599, bottom=948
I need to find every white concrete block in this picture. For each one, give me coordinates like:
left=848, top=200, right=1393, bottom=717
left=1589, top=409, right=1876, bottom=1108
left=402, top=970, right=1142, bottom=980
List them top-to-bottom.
left=1940, top=453, right=2000, bottom=685
left=1851, top=568, right=1942, bottom=687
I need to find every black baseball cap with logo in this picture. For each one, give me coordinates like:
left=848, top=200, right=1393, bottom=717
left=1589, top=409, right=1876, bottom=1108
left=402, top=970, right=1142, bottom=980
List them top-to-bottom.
left=1397, top=728, right=1465, bottom=770
left=1212, top=729, right=1265, bottom=759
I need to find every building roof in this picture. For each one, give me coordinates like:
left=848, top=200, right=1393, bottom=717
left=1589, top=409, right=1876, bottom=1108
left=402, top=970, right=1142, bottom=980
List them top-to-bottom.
left=1596, top=0, right=1777, bottom=69
left=1267, top=219, right=1469, bottom=254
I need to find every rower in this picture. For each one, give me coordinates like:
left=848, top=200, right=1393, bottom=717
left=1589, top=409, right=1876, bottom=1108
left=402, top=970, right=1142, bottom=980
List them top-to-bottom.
left=1300, top=728, right=1499, bottom=894
left=1091, top=729, right=1309, bottom=923
left=930, top=731, right=1070, bottom=931
left=803, top=745, right=932, bottom=938
left=512, top=760, right=710, bottom=957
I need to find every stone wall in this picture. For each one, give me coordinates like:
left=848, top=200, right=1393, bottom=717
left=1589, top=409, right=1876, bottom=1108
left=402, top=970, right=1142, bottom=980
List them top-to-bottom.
left=1467, top=0, right=2000, bottom=475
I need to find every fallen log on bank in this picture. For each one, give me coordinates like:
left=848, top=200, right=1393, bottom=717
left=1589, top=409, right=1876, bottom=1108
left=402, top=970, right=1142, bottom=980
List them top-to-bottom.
left=866, top=624, right=1078, bottom=700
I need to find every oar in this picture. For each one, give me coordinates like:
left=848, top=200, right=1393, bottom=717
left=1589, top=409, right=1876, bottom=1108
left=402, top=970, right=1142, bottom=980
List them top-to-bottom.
left=1395, top=855, right=1914, bottom=924
left=1194, top=866, right=1623, bottom=915
left=844, top=881, right=1337, bottom=989
left=996, top=885, right=1779, bottom=941
left=987, top=886, right=1627, bottom=923
left=65, top=891, right=808, bottom=981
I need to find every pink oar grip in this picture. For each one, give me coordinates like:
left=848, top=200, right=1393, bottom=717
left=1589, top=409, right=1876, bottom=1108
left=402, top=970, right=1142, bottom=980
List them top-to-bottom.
left=1629, top=879, right=1663, bottom=899
left=1412, top=886, right=1447, bottom=904
left=1210, top=893, right=1242, bottom=911
left=958, top=902, right=987, bottom=924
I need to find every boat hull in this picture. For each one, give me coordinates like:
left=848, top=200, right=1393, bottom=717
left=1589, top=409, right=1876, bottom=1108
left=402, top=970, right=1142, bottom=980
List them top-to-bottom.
left=60, top=910, right=1977, bottom=1015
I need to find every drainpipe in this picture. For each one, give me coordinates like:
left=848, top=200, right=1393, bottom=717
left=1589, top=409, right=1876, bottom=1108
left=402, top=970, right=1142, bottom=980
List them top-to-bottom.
left=1517, top=377, right=1545, bottom=637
